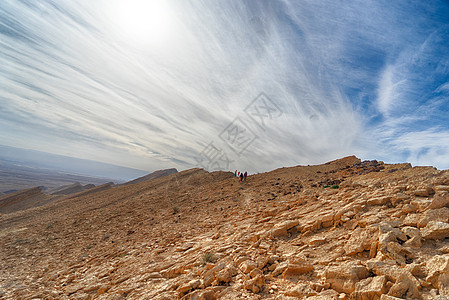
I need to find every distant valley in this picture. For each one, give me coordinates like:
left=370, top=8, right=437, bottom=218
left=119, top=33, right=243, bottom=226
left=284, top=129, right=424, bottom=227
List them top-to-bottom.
left=0, top=145, right=149, bottom=193
left=0, top=159, right=113, bottom=193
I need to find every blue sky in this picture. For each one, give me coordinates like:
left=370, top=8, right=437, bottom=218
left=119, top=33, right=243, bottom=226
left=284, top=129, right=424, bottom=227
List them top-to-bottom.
left=1, top=0, right=449, bottom=173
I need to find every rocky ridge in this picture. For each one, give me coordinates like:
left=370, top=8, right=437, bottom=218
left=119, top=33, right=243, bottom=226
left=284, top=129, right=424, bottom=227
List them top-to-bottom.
left=1, top=156, right=449, bottom=299
left=123, top=168, right=178, bottom=186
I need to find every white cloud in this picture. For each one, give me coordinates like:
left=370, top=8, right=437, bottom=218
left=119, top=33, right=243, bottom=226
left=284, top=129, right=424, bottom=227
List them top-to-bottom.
left=1, top=0, right=448, bottom=173
left=377, top=66, right=401, bottom=116
left=390, top=129, right=449, bottom=169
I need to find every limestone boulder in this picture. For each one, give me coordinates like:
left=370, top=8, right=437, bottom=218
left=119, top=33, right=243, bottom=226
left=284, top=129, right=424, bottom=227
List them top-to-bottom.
left=414, top=189, right=431, bottom=197
left=428, top=191, right=449, bottom=210
left=390, top=193, right=409, bottom=206
left=367, top=196, right=391, bottom=206
left=411, top=199, right=433, bottom=211
left=402, top=203, right=418, bottom=214
left=417, top=207, right=449, bottom=228
left=319, top=213, right=334, bottom=228
left=403, top=214, right=420, bottom=227
left=270, top=220, right=299, bottom=238
left=421, top=221, right=449, bottom=240
left=378, top=222, right=407, bottom=241
left=344, top=226, right=379, bottom=256
left=401, top=226, right=422, bottom=248
left=378, top=241, right=413, bottom=265
left=426, top=254, right=449, bottom=280
left=239, top=260, right=257, bottom=274
left=367, top=260, right=421, bottom=291
left=282, top=261, right=314, bottom=279
left=272, top=262, right=288, bottom=276
left=323, top=262, right=370, bottom=293
left=202, top=263, right=227, bottom=287
left=215, top=267, right=233, bottom=284
left=249, top=268, right=263, bottom=278
left=387, top=273, right=422, bottom=299
left=243, top=274, right=265, bottom=293
left=351, top=275, right=388, bottom=300
left=177, top=279, right=202, bottom=296
left=284, top=282, right=317, bottom=298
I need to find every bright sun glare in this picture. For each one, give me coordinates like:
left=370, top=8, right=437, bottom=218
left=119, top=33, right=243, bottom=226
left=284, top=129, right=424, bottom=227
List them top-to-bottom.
left=112, top=0, right=174, bottom=45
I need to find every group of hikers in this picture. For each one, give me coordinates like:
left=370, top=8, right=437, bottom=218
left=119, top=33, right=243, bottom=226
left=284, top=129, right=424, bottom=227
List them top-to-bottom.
left=234, top=170, right=247, bottom=182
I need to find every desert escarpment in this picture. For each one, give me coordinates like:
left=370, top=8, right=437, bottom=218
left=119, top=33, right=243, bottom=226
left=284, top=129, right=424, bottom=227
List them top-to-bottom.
left=2, top=156, right=449, bottom=299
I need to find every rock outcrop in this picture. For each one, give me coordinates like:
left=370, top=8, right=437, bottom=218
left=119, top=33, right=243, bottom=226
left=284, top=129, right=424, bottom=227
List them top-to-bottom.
left=1, top=156, right=449, bottom=299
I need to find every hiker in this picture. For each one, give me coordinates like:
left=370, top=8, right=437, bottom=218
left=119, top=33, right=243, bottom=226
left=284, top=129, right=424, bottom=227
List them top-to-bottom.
left=234, top=170, right=237, bottom=177
left=237, top=171, right=240, bottom=177
left=243, top=171, right=247, bottom=181
left=239, top=172, right=244, bottom=182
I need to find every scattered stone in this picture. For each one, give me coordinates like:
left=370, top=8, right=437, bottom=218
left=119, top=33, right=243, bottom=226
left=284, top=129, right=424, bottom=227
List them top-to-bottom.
left=414, top=189, right=431, bottom=197
left=427, top=191, right=449, bottom=210
left=367, top=196, right=391, bottom=206
left=417, top=207, right=449, bottom=228
left=403, top=214, right=420, bottom=227
left=270, top=220, right=299, bottom=238
left=421, top=221, right=449, bottom=240
left=344, top=226, right=379, bottom=256
left=401, top=226, right=422, bottom=248
left=309, top=237, right=327, bottom=247
left=176, top=242, right=195, bottom=252
left=426, top=254, right=449, bottom=282
left=240, top=260, right=257, bottom=274
left=282, top=261, right=314, bottom=279
left=272, top=262, right=288, bottom=276
left=324, top=262, right=370, bottom=293
left=405, top=263, right=426, bottom=278
left=215, top=268, right=232, bottom=283
left=249, top=268, right=263, bottom=279
left=387, top=273, right=422, bottom=299
left=243, top=274, right=265, bottom=293
left=351, top=275, right=388, bottom=300
left=284, top=282, right=316, bottom=298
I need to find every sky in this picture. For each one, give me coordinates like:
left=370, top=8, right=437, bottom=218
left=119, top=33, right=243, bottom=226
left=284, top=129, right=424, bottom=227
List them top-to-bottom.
left=1, top=0, right=449, bottom=174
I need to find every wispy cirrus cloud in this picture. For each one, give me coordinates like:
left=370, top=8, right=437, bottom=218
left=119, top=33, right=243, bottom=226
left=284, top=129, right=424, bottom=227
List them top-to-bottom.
left=1, top=0, right=449, bottom=173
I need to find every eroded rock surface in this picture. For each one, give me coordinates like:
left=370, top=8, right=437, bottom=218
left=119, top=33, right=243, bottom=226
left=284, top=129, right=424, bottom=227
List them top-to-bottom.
left=1, top=156, right=449, bottom=299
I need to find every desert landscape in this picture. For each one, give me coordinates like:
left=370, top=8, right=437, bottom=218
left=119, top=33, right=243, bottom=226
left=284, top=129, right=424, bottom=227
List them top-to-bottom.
left=2, top=1, right=448, bottom=299
left=2, top=156, right=449, bottom=299
left=0, top=160, right=114, bottom=195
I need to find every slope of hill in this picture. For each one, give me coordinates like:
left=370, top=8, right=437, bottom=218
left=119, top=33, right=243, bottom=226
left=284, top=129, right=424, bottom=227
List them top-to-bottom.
left=1, top=156, right=449, bottom=299
left=123, top=168, right=178, bottom=185
left=48, top=182, right=96, bottom=195
left=0, top=187, right=56, bottom=214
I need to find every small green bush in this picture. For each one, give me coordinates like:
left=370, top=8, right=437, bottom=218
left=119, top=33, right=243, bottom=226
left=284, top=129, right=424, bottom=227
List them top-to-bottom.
left=323, top=185, right=330, bottom=188
left=331, top=185, right=339, bottom=189
left=202, top=252, right=215, bottom=265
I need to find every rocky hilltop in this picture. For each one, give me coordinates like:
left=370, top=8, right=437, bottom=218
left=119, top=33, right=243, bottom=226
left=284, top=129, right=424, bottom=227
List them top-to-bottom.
left=2, top=156, right=449, bottom=299
left=123, top=168, right=178, bottom=185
